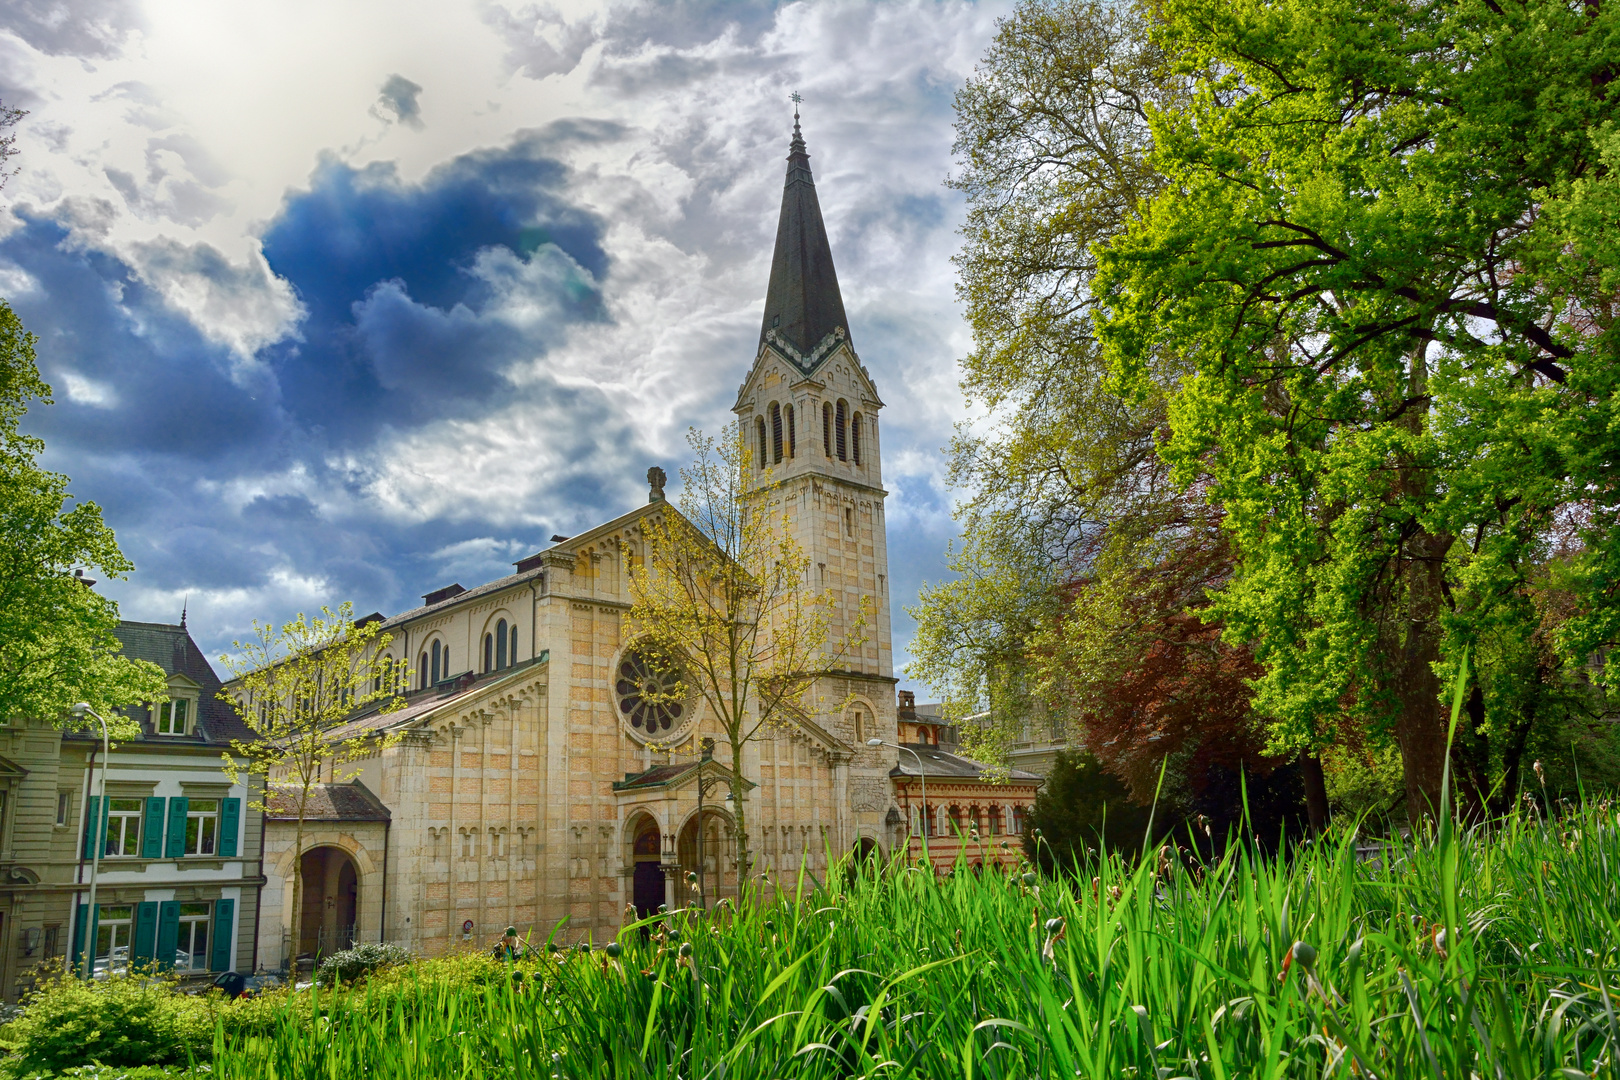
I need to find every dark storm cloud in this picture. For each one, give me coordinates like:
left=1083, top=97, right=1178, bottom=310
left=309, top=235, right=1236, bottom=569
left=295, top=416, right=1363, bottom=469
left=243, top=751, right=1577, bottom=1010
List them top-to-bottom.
left=0, top=0, right=142, bottom=59
left=373, top=75, right=425, bottom=129
left=1, top=133, right=646, bottom=651
left=257, top=134, right=610, bottom=442
left=0, top=215, right=285, bottom=463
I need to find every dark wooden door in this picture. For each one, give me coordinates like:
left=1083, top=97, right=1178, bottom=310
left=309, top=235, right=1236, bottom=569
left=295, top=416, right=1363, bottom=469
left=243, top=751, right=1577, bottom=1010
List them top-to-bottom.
left=632, top=862, right=665, bottom=918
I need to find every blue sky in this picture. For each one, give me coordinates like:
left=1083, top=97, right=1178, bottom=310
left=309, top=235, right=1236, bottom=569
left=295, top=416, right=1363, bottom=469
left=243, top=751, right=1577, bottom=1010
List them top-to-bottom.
left=0, top=0, right=1008, bottom=691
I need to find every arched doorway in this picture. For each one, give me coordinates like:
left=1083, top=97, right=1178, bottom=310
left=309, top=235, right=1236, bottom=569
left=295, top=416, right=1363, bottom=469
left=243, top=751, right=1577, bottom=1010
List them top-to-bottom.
left=676, top=810, right=731, bottom=907
left=630, top=818, right=665, bottom=920
left=846, top=836, right=881, bottom=883
left=298, top=846, right=360, bottom=961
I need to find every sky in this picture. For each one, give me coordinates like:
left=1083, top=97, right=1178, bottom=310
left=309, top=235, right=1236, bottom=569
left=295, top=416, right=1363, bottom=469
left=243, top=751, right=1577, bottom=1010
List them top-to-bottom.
left=0, top=0, right=1009, bottom=691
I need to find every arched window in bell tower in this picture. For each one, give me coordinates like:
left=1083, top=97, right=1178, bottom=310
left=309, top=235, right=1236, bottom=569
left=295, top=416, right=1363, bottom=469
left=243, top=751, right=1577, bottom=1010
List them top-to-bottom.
left=835, top=400, right=848, bottom=461
left=770, top=403, right=783, bottom=464
left=823, top=403, right=833, bottom=457
left=786, top=404, right=796, bottom=458
left=852, top=412, right=862, bottom=465
left=756, top=417, right=768, bottom=470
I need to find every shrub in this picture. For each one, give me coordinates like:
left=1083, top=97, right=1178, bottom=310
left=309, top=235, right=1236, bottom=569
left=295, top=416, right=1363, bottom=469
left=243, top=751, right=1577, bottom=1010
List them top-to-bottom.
left=313, top=942, right=412, bottom=986
left=6, top=969, right=216, bottom=1073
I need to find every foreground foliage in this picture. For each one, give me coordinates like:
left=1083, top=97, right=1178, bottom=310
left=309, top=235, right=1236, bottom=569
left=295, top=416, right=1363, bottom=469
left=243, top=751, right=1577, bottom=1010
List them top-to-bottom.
left=30, top=800, right=1596, bottom=1078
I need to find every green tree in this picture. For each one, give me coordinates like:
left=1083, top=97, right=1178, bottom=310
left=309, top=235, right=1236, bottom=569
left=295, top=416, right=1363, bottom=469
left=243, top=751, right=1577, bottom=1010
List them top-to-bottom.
left=909, top=0, right=1186, bottom=745
left=1095, top=0, right=1620, bottom=819
left=0, top=300, right=165, bottom=729
left=627, top=427, right=868, bottom=890
left=217, top=604, right=406, bottom=962
left=1023, top=749, right=1156, bottom=871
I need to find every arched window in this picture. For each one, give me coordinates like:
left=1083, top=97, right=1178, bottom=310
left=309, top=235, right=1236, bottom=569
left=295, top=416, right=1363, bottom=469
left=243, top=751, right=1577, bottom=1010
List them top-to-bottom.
left=835, top=400, right=847, bottom=461
left=823, top=402, right=833, bottom=457
left=769, top=403, right=783, bottom=464
left=786, top=404, right=796, bottom=458
left=851, top=412, right=862, bottom=465
left=756, top=417, right=768, bottom=469
left=495, top=618, right=508, bottom=669
left=510, top=624, right=518, bottom=666
left=482, top=634, right=493, bottom=673
left=430, top=640, right=442, bottom=686
left=419, top=652, right=428, bottom=689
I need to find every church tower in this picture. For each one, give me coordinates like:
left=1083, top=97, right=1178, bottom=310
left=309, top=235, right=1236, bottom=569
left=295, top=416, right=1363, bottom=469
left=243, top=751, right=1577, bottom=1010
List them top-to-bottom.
left=734, top=110, right=899, bottom=853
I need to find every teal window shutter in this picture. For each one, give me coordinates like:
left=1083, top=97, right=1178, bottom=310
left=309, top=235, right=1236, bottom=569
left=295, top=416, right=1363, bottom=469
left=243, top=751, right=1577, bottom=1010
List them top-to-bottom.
left=81, top=795, right=100, bottom=858
left=164, top=797, right=188, bottom=858
left=141, top=798, right=165, bottom=859
left=219, top=798, right=241, bottom=858
left=209, top=898, right=236, bottom=972
left=133, top=901, right=158, bottom=967
left=156, top=901, right=180, bottom=970
left=70, top=902, right=88, bottom=969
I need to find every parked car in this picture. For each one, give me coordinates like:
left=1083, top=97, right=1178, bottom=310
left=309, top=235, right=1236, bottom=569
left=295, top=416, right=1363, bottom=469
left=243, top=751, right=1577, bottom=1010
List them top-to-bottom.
left=209, top=970, right=282, bottom=999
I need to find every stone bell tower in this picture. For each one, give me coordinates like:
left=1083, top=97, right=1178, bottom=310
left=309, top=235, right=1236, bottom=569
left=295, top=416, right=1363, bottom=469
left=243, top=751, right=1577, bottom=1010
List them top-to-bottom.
left=733, top=106, right=899, bottom=854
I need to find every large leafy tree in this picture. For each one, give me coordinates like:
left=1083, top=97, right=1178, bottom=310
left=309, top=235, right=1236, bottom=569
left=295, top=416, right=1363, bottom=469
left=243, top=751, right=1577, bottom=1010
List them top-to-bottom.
left=909, top=0, right=1185, bottom=737
left=1095, top=0, right=1620, bottom=819
left=0, top=300, right=166, bottom=728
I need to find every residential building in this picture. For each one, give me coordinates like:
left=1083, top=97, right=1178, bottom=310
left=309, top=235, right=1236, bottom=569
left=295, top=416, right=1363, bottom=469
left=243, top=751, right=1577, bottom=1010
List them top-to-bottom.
left=0, top=618, right=264, bottom=1000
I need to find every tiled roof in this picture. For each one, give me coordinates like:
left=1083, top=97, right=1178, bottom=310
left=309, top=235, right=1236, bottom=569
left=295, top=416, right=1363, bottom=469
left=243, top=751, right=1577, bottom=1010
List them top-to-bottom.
left=98, top=621, right=257, bottom=746
left=322, top=656, right=550, bottom=741
left=889, top=746, right=1043, bottom=783
left=613, top=763, right=694, bottom=790
left=266, top=780, right=391, bottom=822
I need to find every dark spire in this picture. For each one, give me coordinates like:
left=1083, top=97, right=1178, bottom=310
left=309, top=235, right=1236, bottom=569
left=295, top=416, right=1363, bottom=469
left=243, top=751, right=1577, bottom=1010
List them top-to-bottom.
left=759, top=102, right=850, bottom=363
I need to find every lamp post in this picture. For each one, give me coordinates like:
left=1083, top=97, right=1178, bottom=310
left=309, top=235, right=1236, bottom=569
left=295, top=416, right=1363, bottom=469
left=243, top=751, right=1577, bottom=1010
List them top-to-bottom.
left=70, top=702, right=109, bottom=980
left=869, top=738, right=927, bottom=864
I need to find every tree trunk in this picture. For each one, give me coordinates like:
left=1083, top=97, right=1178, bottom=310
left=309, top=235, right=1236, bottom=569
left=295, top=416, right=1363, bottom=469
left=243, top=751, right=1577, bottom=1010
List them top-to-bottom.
left=1394, top=527, right=1452, bottom=829
left=728, top=738, right=750, bottom=897
left=1300, top=752, right=1330, bottom=834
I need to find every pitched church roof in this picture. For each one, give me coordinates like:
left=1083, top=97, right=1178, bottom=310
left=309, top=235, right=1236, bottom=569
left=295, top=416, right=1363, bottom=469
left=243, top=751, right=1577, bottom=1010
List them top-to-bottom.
left=759, top=112, right=851, bottom=365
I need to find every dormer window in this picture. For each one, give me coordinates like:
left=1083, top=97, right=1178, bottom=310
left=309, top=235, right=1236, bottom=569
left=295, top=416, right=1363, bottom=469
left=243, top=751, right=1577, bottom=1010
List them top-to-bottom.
left=156, top=697, right=191, bottom=736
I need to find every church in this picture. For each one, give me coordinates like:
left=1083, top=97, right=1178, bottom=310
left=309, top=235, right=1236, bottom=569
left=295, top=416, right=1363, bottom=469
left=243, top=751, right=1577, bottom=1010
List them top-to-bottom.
left=249, top=116, right=1039, bottom=966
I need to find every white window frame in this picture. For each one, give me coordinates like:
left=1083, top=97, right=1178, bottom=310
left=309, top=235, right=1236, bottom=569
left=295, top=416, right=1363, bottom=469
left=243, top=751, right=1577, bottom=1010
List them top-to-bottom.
left=155, top=696, right=193, bottom=736
left=56, top=791, right=71, bottom=827
left=104, top=797, right=143, bottom=857
left=184, top=799, right=219, bottom=856
left=176, top=902, right=211, bottom=971
left=94, top=905, right=135, bottom=973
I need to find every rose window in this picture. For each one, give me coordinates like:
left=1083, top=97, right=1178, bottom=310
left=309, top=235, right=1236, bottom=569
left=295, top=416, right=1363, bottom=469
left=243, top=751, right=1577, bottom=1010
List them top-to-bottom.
left=616, top=649, right=685, bottom=734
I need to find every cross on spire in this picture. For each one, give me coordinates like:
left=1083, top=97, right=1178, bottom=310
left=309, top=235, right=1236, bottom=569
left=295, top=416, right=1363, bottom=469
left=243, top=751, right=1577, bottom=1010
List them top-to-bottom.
left=791, top=91, right=801, bottom=121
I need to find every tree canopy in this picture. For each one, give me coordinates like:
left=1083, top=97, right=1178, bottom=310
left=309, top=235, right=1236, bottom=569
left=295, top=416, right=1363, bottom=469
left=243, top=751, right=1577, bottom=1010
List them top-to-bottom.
left=914, top=0, right=1620, bottom=823
left=0, top=299, right=166, bottom=728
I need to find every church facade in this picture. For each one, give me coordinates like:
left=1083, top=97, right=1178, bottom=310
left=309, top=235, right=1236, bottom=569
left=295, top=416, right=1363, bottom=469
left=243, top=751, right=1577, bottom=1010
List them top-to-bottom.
left=250, top=118, right=1037, bottom=966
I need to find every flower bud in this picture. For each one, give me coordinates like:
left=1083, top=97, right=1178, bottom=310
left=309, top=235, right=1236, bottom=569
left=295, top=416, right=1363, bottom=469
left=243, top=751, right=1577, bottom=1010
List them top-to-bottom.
left=1022, top=872, right=1037, bottom=886
left=1045, top=917, right=1065, bottom=937
left=1291, top=941, right=1316, bottom=971
left=605, top=942, right=623, bottom=958
left=678, top=942, right=693, bottom=958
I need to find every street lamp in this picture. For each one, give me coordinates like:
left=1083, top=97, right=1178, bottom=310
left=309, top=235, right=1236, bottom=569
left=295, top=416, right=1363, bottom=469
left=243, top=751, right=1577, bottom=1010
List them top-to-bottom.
left=69, top=702, right=109, bottom=980
left=869, top=738, right=928, bottom=863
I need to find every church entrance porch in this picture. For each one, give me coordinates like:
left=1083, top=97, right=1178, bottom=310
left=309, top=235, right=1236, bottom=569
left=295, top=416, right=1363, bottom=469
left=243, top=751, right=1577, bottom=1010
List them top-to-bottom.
left=676, top=809, right=734, bottom=909
left=298, top=846, right=359, bottom=961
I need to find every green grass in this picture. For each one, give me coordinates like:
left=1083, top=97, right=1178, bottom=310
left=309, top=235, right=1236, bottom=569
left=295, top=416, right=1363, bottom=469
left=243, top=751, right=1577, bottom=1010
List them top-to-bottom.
left=200, top=801, right=1620, bottom=1080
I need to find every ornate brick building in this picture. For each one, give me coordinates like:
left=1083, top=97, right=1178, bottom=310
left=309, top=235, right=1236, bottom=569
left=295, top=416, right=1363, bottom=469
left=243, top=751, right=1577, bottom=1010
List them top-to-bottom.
left=249, top=116, right=1039, bottom=965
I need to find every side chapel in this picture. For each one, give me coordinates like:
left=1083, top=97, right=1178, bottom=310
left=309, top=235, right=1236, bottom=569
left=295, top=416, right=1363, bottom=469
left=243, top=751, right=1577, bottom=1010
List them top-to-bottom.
left=249, top=115, right=1038, bottom=966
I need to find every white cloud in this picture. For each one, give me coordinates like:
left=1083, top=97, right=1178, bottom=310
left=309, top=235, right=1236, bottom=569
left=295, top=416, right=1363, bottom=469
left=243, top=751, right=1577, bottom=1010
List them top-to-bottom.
left=2, top=0, right=1013, bottom=686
